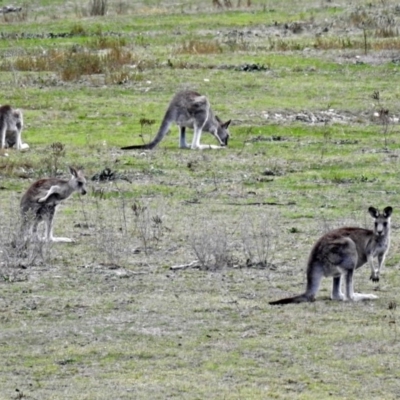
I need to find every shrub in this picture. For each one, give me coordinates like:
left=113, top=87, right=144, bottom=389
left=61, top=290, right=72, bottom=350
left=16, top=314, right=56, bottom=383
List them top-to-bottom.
left=89, top=0, right=108, bottom=16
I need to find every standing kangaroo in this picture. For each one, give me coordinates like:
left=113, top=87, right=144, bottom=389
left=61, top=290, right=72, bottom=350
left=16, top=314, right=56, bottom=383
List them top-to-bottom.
left=121, top=90, right=231, bottom=150
left=20, top=167, right=87, bottom=243
left=269, top=206, right=393, bottom=305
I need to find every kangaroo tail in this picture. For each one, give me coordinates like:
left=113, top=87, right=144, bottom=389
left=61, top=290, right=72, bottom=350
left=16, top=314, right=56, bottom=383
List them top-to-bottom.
left=121, top=116, right=171, bottom=151
left=121, top=143, right=154, bottom=150
left=269, top=293, right=314, bottom=305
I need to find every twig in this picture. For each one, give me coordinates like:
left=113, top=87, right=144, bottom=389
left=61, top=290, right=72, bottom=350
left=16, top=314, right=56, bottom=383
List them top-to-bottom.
left=225, top=201, right=296, bottom=206
left=170, top=260, right=201, bottom=271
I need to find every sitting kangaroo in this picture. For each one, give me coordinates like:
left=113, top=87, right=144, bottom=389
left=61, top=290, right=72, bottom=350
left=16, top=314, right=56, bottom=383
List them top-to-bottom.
left=269, top=206, right=393, bottom=305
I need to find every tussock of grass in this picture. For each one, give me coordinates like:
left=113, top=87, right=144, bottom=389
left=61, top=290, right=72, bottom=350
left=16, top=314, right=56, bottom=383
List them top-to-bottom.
left=87, top=36, right=128, bottom=49
left=175, top=39, right=224, bottom=54
left=0, top=43, right=134, bottom=81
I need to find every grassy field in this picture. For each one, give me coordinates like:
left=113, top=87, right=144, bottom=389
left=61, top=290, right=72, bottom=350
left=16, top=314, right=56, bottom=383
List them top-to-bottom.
left=1, top=0, right=400, bottom=399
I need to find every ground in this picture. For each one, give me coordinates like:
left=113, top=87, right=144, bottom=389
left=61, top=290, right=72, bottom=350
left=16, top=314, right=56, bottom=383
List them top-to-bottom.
left=1, top=1, right=400, bottom=399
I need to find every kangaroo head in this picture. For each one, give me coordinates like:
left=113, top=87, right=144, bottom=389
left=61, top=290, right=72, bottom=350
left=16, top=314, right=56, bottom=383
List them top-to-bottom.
left=215, top=117, right=231, bottom=146
left=69, top=166, right=87, bottom=196
left=369, top=206, right=393, bottom=236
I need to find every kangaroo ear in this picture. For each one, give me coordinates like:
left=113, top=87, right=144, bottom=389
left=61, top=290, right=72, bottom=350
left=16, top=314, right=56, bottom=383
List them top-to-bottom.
left=222, top=119, right=231, bottom=129
left=69, top=166, right=78, bottom=177
left=384, top=206, right=393, bottom=217
left=368, top=207, right=378, bottom=218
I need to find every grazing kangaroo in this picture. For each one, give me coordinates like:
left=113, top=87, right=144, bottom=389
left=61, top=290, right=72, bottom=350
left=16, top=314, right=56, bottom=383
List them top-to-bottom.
left=121, top=90, right=231, bottom=150
left=0, top=105, right=28, bottom=151
left=20, top=167, right=87, bottom=243
left=269, top=206, right=393, bottom=305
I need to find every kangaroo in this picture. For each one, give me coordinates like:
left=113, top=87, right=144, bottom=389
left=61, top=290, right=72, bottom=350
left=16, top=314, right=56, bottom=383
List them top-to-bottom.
left=121, top=90, right=231, bottom=151
left=0, top=105, right=28, bottom=151
left=20, top=167, right=87, bottom=243
left=269, top=206, right=393, bottom=305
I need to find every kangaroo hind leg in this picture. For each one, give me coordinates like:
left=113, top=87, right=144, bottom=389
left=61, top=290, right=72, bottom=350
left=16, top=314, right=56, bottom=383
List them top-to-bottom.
left=179, top=127, right=190, bottom=149
left=44, top=208, right=74, bottom=243
left=344, top=269, right=378, bottom=301
left=331, top=275, right=345, bottom=301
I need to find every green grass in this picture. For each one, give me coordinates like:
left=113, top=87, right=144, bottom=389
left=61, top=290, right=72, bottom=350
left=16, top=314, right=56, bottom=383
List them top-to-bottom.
left=1, top=0, right=400, bottom=399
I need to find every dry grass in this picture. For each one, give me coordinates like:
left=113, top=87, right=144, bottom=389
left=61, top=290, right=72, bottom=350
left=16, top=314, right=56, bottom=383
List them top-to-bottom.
left=2, top=1, right=400, bottom=398
left=87, top=36, right=128, bottom=49
left=266, top=36, right=400, bottom=52
left=175, top=39, right=224, bottom=55
left=0, top=42, right=134, bottom=81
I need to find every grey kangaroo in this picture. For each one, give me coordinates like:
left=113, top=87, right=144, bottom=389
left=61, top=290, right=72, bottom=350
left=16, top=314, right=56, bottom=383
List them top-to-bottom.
left=121, top=90, right=231, bottom=150
left=0, top=105, right=28, bottom=151
left=20, top=167, right=87, bottom=243
left=269, top=206, right=393, bottom=305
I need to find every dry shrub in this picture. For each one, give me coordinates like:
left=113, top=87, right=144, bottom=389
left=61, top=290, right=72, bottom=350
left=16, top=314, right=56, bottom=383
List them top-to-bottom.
left=89, top=0, right=108, bottom=16
left=115, top=0, right=129, bottom=15
left=213, top=0, right=251, bottom=7
left=237, top=0, right=251, bottom=6
left=2, top=6, right=28, bottom=23
left=348, top=7, right=395, bottom=29
left=348, top=9, right=370, bottom=27
left=70, top=23, right=87, bottom=36
left=375, top=27, right=399, bottom=38
left=0, top=32, right=146, bottom=82
left=0, top=36, right=136, bottom=82
left=88, top=36, right=128, bottom=50
left=313, top=36, right=400, bottom=51
left=313, top=37, right=354, bottom=50
left=268, top=38, right=305, bottom=51
left=372, top=38, right=400, bottom=50
left=175, top=39, right=223, bottom=55
left=103, top=47, right=133, bottom=69
left=2, top=48, right=134, bottom=82
left=1, top=49, right=64, bottom=72
left=60, top=52, right=103, bottom=81
left=7, top=54, right=48, bottom=73
left=105, top=70, right=143, bottom=85
left=42, top=142, right=66, bottom=177
left=0, top=156, right=36, bottom=179
left=90, top=191, right=133, bottom=265
left=0, top=199, right=53, bottom=279
left=131, top=201, right=166, bottom=255
left=240, top=214, right=276, bottom=269
left=188, top=219, right=232, bottom=270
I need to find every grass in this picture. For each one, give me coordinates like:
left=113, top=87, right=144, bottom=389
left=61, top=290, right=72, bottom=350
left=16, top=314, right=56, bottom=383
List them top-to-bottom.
left=1, top=0, right=400, bottom=399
